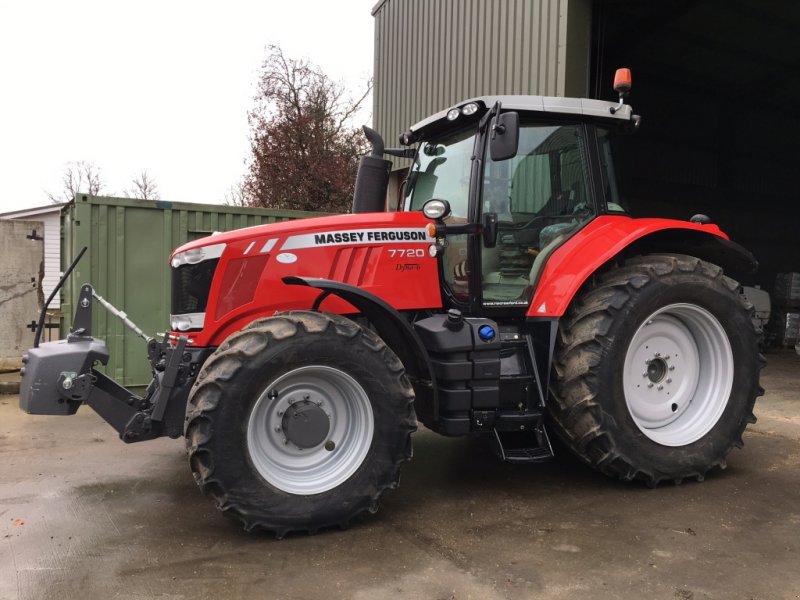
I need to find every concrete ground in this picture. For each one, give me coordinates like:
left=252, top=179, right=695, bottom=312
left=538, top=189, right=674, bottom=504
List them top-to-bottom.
left=1, top=351, right=799, bottom=600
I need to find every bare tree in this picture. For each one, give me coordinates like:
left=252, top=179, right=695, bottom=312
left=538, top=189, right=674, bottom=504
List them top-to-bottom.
left=242, top=45, right=372, bottom=213
left=48, top=161, right=107, bottom=203
left=126, top=169, right=160, bottom=200
left=223, top=181, right=248, bottom=207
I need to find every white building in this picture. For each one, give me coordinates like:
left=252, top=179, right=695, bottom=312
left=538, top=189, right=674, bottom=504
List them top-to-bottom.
left=0, top=203, right=65, bottom=308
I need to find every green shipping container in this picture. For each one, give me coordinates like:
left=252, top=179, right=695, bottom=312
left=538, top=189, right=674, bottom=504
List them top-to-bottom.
left=61, top=195, right=326, bottom=389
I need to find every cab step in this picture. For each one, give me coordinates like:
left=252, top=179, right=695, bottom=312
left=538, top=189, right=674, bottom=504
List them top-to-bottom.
left=490, top=425, right=554, bottom=464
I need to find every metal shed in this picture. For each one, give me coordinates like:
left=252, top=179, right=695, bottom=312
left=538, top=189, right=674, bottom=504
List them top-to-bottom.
left=372, top=0, right=800, bottom=289
left=372, top=0, right=591, bottom=139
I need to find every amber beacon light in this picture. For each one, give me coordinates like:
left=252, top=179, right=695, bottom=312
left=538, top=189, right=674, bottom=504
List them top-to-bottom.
left=610, top=67, right=633, bottom=114
left=614, top=68, right=632, bottom=94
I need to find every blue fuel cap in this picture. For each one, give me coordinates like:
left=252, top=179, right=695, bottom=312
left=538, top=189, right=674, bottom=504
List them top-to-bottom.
left=478, top=325, right=496, bottom=342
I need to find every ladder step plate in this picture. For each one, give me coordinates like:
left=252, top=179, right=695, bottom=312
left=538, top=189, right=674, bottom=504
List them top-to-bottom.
left=492, top=424, right=554, bottom=464
left=503, top=447, right=553, bottom=463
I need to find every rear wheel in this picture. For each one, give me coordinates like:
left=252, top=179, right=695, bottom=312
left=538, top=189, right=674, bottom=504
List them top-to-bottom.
left=549, top=254, right=763, bottom=485
left=185, top=311, right=416, bottom=536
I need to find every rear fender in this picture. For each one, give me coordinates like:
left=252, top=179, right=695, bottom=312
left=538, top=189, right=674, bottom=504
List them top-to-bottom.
left=527, top=216, right=757, bottom=318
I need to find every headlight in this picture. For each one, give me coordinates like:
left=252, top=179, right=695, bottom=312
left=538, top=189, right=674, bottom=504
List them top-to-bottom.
left=461, top=102, right=479, bottom=115
left=446, top=108, right=460, bottom=121
left=422, top=199, right=451, bottom=220
left=171, top=243, right=226, bottom=268
left=170, top=313, right=205, bottom=331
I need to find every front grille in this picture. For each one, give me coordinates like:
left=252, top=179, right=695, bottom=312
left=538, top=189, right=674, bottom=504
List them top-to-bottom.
left=171, top=259, right=219, bottom=316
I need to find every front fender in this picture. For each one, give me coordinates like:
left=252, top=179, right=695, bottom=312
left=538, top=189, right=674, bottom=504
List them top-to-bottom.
left=527, top=215, right=757, bottom=318
left=282, top=276, right=438, bottom=414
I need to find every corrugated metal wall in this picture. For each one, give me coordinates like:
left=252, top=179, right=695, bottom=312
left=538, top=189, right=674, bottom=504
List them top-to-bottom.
left=373, top=0, right=591, bottom=150
left=62, top=195, right=323, bottom=388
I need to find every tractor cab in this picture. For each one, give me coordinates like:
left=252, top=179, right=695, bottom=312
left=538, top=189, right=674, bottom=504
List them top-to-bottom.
left=401, top=93, right=638, bottom=314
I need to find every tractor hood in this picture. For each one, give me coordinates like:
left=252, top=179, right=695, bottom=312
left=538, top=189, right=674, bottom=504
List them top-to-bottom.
left=170, top=211, right=432, bottom=265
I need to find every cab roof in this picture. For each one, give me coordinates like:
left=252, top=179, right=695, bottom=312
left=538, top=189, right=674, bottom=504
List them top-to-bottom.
left=407, top=95, right=635, bottom=142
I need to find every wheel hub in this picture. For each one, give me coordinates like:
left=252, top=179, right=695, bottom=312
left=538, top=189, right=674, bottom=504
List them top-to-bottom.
left=625, top=314, right=696, bottom=430
left=646, top=357, right=668, bottom=383
left=247, top=365, right=374, bottom=495
left=281, top=400, right=330, bottom=449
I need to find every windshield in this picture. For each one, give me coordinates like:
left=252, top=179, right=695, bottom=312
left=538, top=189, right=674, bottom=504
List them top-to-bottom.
left=404, top=128, right=475, bottom=219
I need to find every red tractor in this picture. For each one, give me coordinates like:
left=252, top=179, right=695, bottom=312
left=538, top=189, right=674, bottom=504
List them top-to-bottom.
left=21, top=71, right=762, bottom=537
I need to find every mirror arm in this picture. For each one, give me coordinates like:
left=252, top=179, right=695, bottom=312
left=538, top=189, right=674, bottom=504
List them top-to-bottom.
left=491, top=123, right=506, bottom=139
left=384, top=147, right=416, bottom=158
left=436, top=222, right=482, bottom=236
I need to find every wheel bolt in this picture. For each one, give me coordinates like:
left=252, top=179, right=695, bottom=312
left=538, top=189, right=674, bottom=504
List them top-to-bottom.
left=655, top=352, right=661, bottom=357
left=669, top=366, right=675, bottom=371
left=642, top=372, right=648, bottom=377
left=666, top=378, right=672, bottom=384
left=647, top=383, right=654, bottom=388
left=657, top=385, right=664, bottom=391
left=303, top=394, right=310, bottom=401
left=316, top=400, right=323, bottom=406
left=277, top=410, right=283, bottom=417
left=274, top=426, right=282, bottom=433
left=282, top=438, right=288, bottom=445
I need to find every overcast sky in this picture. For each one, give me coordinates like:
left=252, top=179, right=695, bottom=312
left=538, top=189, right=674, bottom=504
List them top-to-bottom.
left=0, top=0, right=375, bottom=213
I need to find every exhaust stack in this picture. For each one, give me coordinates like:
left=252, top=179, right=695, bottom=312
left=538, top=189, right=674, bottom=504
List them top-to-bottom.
left=352, top=126, right=391, bottom=213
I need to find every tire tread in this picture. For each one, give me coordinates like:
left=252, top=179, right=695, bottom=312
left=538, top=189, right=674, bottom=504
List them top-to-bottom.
left=549, top=254, right=764, bottom=486
left=185, top=311, right=416, bottom=537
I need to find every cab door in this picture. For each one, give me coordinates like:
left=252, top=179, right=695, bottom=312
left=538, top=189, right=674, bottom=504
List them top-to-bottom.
left=478, top=122, right=597, bottom=311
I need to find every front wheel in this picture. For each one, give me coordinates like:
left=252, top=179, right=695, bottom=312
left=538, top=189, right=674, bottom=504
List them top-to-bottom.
left=549, top=254, right=763, bottom=485
left=184, top=311, right=416, bottom=536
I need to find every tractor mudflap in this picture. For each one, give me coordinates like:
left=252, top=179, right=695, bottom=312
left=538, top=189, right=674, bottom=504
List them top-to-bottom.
left=20, top=336, right=110, bottom=416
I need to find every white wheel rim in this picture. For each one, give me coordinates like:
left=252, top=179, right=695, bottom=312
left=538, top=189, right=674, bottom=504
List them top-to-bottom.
left=622, top=303, right=734, bottom=447
left=247, top=366, right=374, bottom=495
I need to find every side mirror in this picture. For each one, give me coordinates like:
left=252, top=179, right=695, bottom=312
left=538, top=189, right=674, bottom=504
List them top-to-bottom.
left=489, top=112, right=519, bottom=161
left=482, top=212, right=498, bottom=248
